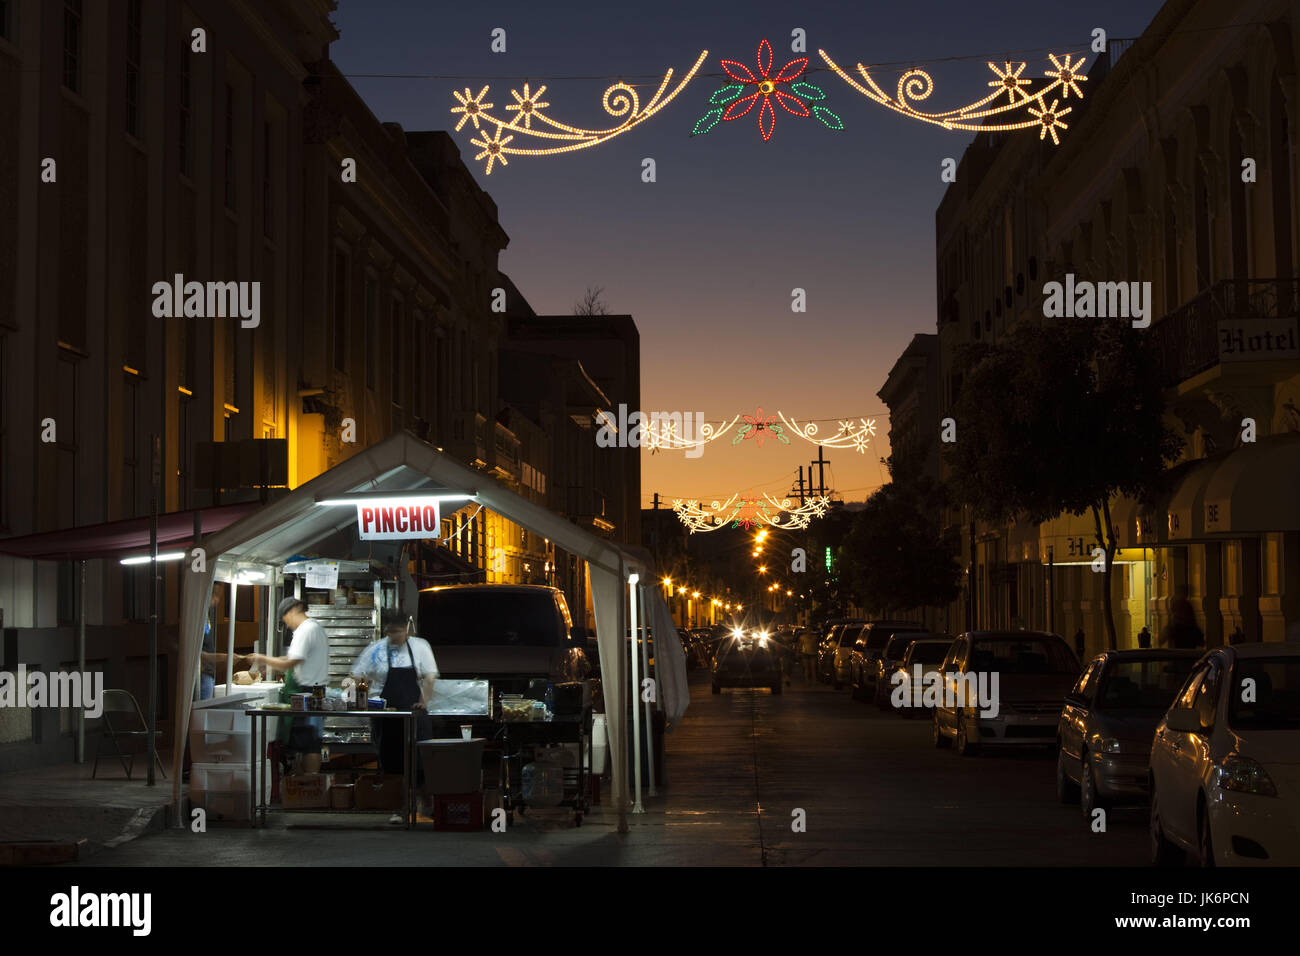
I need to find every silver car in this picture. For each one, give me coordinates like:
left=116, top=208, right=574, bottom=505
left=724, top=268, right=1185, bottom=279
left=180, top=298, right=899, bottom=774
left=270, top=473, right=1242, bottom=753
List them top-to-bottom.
left=1056, top=649, right=1199, bottom=818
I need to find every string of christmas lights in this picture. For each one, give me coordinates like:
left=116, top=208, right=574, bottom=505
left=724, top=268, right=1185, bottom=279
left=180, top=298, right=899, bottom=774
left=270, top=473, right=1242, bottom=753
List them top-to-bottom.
left=777, top=413, right=878, bottom=454
left=673, top=492, right=833, bottom=533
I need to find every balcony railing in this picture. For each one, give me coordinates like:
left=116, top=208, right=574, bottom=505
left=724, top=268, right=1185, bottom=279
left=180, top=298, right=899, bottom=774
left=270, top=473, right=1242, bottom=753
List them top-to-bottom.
left=1151, top=279, right=1300, bottom=386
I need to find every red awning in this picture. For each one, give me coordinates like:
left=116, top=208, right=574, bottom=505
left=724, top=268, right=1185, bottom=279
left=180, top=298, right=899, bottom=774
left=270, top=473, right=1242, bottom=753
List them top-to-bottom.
left=0, top=503, right=260, bottom=561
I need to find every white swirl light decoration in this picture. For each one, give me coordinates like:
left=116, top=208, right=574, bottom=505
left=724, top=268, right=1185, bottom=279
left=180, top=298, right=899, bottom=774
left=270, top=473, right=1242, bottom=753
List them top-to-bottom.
left=819, top=49, right=1087, bottom=143
left=451, top=51, right=710, bottom=174
left=777, top=413, right=877, bottom=453
left=643, top=415, right=739, bottom=453
left=671, top=494, right=833, bottom=533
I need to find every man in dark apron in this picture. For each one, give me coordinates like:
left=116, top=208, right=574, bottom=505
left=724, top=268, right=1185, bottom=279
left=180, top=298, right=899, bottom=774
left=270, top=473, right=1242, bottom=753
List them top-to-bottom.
left=348, top=609, right=437, bottom=822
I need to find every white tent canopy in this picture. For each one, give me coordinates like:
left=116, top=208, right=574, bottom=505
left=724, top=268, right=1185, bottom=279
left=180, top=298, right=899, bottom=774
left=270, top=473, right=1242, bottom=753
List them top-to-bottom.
left=173, top=430, right=675, bottom=830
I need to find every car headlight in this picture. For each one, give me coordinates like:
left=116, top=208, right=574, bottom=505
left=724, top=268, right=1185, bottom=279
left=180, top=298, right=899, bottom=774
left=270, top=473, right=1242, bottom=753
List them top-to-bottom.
left=731, top=629, right=744, bottom=639
left=1097, top=737, right=1123, bottom=754
left=1214, top=755, right=1278, bottom=797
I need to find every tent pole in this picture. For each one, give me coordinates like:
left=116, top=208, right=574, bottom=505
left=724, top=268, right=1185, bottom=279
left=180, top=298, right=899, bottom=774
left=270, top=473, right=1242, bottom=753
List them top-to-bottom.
left=76, top=559, right=86, bottom=763
left=629, top=572, right=643, bottom=813
left=226, top=580, right=239, bottom=695
left=639, top=584, right=657, bottom=797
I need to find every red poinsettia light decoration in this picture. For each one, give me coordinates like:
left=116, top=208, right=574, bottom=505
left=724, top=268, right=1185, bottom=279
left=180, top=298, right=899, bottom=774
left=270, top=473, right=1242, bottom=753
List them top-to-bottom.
left=719, top=39, right=809, bottom=140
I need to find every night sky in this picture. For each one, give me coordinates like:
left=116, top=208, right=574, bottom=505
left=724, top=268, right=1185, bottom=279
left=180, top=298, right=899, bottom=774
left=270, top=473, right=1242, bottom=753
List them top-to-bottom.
left=331, top=0, right=1165, bottom=507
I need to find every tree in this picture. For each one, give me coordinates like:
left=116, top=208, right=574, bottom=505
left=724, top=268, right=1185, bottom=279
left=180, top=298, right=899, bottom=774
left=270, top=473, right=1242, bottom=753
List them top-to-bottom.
left=573, top=285, right=610, bottom=316
left=944, top=318, right=1183, bottom=647
left=839, top=479, right=963, bottom=616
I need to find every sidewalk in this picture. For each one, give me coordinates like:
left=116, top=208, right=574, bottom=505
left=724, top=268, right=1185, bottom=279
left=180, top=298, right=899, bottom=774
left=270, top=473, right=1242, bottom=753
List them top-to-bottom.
left=0, top=761, right=173, bottom=862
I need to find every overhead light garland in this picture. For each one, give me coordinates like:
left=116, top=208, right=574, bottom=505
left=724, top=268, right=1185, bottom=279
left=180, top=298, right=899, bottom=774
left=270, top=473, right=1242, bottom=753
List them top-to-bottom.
left=451, top=39, right=1089, bottom=172
left=817, top=50, right=1087, bottom=144
left=777, top=413, right=877, bottom=453
left=642, top=414, right=740, bottom=452
left=673, top=493, right=832, bottom=533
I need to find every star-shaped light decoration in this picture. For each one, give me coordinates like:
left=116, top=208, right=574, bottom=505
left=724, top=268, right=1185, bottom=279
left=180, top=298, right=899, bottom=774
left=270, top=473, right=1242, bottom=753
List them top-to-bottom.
left=1045, top=53, right=1088, bottom=99
left=987, top=61, right=1030, bottom=105
left=505, top=83, right=550, bottom=129
left=451, top=86, right=493, bottom=131
left=1028, top=97, right=1071, bottom=145
left=470, top=126, right=514, bottom=174
left=734, top=407, right=790, bottom=448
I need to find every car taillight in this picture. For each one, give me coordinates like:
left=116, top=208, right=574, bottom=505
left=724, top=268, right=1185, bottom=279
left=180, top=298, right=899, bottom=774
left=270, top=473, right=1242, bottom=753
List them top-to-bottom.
left=1214, top=755, right=1278, bottom=797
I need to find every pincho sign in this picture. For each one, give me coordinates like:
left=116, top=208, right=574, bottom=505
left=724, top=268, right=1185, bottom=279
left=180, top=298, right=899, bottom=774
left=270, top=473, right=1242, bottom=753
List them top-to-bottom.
left=356, top=499, right=442, bottom=540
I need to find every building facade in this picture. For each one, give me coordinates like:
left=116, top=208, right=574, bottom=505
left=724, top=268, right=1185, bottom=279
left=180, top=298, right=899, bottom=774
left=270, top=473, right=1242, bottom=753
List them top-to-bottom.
left=889, top=0, right=1300, bottom=654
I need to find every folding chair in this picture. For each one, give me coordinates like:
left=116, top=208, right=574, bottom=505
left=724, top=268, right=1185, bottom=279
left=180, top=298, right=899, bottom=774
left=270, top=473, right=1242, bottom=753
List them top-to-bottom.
left=91, top=689, right=167, bottom=780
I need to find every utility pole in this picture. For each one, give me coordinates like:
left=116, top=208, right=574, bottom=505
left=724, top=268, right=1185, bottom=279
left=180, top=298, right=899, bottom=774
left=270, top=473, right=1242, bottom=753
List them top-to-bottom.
left=810, top=446, right=828, bottom=498
left=790, top=466, right=806, bottom=506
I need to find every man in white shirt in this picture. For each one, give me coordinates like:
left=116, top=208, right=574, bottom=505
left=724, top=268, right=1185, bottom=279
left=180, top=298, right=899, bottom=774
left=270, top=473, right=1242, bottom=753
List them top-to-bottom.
left=249, top=597, right=331, bottom=771
left=346, top=609, right=438, bottom=823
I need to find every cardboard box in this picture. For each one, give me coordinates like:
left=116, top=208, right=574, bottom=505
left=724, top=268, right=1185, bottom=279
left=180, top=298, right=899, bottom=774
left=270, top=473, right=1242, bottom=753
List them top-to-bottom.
left=282, top=773, right=330, bottom=809
left=354, top=774, right=404, bottom=811
left=330, top=784, right=355, bottom=810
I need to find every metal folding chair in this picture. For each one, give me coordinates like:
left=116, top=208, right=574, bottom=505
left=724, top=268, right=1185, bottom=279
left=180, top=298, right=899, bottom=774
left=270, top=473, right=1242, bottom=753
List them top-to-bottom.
left=91, top=689, right=167, bottom=780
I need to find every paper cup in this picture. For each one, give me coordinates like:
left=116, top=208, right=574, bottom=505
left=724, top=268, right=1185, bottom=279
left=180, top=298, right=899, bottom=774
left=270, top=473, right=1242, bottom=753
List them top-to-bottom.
left=460, top=724, right=472, bottom=741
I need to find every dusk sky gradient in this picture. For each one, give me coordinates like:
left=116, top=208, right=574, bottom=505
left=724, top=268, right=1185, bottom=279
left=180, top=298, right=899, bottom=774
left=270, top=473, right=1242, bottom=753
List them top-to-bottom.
left=332, top=0, right=1165, bottom=508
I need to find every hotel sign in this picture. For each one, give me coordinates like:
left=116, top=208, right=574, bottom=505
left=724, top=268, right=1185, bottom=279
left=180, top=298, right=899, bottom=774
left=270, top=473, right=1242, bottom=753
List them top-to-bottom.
left=1218, top=319, right=1299, bottom=362
left=355, top=500, right=442, bottom=540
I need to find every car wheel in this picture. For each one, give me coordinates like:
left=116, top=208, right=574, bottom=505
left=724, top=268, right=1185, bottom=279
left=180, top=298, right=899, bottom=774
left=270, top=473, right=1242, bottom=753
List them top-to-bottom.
left=832, top=673, right=843, bottom=690
left=850, top=673, right=862, bottom=700
left=771, top=681, right=783, bottom=696
left=711, top=683, right=720, bottom=695
left=875, top=684, right=891, bottom=711
left=933, top=710, right=951, bottom=749
left=955, top=710, right=980, bottom=757
left=1055, top=745, right=1080, bottom=804
left=1080, top=753, right=1106, bottom=819
left=1149, top=779, right=1184, bottom=867
left=1197, top=802, right=1215, bottom=868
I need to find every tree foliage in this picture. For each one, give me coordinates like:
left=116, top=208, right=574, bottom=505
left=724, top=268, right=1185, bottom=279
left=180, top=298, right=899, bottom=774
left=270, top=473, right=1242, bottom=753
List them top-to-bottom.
left=943, top=318, right=1183, bottom=645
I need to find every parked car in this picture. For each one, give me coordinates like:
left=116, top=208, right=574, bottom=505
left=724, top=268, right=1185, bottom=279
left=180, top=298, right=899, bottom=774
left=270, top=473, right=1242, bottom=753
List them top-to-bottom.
left=417, top=584, right=592, bottom=696
left=850, top=621, right=928, bottom=700
left=822, top=623, right=865, bottom=688
left=933, top=631, right=1081, bottom=756
left=712, top=633, right=783, bottom=695
left=879, top=635, right=953, bottom=715
left=1149, top=642, right=1300, bottom=866
left=1056, top=649, right=1200, bottom=817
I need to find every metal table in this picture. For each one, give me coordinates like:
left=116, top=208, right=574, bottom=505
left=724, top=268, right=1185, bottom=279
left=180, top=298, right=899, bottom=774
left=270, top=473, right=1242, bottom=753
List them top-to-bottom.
left=246, top=708, right=419, bottom=829
left=496, top=709, right=593, bottom=826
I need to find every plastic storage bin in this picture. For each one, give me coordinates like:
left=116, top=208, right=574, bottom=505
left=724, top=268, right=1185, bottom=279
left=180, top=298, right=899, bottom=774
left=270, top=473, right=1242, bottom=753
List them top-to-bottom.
left=189, top=708, right=252, bottom=764
left=417, top=738, right=485, bottom=795
left=189, top=762, right=256, bottom=822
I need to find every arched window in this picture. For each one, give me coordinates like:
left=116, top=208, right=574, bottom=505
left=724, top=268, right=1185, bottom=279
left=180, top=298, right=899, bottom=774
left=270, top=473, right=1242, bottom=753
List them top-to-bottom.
left=1270, top=78, right=1294, bottom=281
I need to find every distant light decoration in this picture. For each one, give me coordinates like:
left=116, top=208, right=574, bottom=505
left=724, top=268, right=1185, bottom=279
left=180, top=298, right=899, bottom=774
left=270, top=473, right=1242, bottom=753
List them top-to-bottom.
left=692, top=39, right=843, bottom=141
left=817, top=49, right=1087, bottom=142
left=450, top=51, right=710, bottom=174
left=734, top=407, right=790, bottom=448
left=778, top=413, right=877, bottom=453
left=673, top=493, right=831, bottom=533
left=824, top=547, right=833, bottom=571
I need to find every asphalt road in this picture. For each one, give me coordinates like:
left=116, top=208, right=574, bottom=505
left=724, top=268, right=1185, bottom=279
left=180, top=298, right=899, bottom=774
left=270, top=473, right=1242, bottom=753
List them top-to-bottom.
left=81, top=668, right=1148, bottom=866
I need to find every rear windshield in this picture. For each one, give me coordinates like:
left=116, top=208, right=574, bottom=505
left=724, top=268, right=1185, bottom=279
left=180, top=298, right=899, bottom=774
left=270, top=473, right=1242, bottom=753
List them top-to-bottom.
left=418, top=590, right=562, bottom=647
left=839, top=626, right=863, bottom=645
left=868, top=627, right=922, bottom=650
left=884, top=635, right=915, bottom=659
left=968, top=637, right=1076, bottom=673
left=908, top=642, right=951, bottom=664
left=1097, top=657, right=1197, bottom=711
left=1228, top=657, right=1300, bottom=730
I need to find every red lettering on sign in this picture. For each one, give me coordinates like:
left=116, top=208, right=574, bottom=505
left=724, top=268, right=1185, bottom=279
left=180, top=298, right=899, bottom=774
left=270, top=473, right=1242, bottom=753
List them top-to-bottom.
left=423, top=505, right=436, bottom=531
left=360, top=507, right=374, bottom=533
left=409, top=507, right=423, bottom=533
left=381, top=508, right=395, bottom=533
left=396, top=508, right=409, bottom=533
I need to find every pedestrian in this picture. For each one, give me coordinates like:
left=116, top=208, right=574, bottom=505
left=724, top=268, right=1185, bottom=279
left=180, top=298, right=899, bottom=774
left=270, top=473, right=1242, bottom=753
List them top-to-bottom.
left=1167, top=587, right=1205, bottom=649
left=248, top=597, right=331, bottom=775
left=1229, top=625, right=1245, bottom=645
left=1137, top=626, right=1151, bottom=649
left=797, top=627, right=819, bottom=683
left=1073, top=628, right=1086, bottom=659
